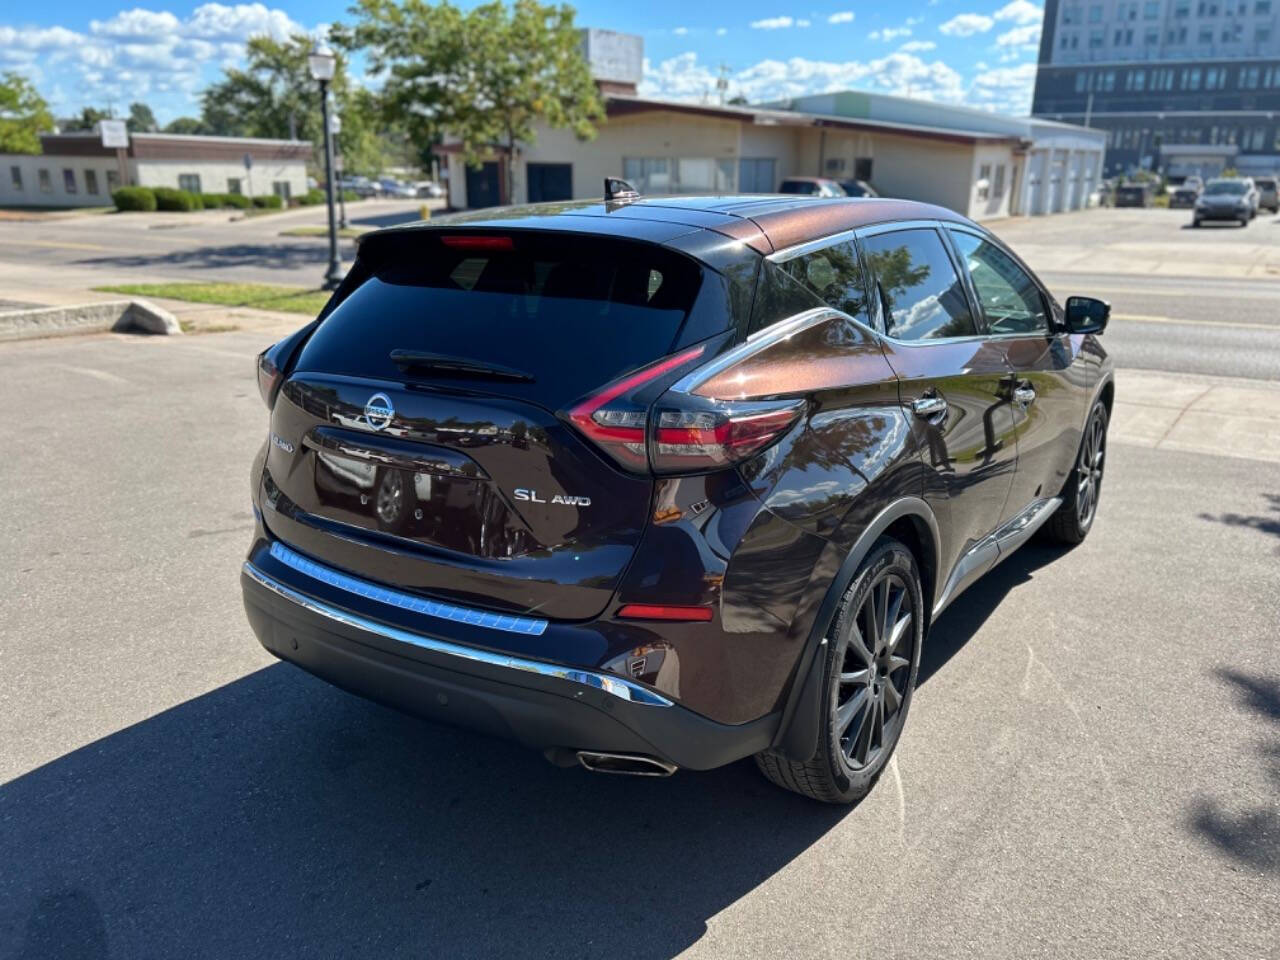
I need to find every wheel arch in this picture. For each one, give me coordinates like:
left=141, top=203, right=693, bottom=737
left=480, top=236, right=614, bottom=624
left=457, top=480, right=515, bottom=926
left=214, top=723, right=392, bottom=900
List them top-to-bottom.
left=770, top=496, right=940, bottom=763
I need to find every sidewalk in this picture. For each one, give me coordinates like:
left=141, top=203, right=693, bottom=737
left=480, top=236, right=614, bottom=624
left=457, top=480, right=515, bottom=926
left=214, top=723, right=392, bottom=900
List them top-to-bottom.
left=1110, top=368, right=1280, bottom=464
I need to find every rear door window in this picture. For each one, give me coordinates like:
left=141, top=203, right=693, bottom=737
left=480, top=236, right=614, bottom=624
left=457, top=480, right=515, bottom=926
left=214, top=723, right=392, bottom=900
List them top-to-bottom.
left=860, top=228, right=977, bottom=341
left=295, top=233, right=706, bottom=408
left=749, top=239, right=870, bottom=334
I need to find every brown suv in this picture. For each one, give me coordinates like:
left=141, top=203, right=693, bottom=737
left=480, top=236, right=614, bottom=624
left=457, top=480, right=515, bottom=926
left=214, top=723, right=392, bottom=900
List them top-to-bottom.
left=242, top=190, right=1114, bottom=803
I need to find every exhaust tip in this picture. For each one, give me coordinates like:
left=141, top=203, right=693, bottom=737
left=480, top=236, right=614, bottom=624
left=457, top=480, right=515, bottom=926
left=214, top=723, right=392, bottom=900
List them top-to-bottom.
left=576, top=750, right=678, bottom=777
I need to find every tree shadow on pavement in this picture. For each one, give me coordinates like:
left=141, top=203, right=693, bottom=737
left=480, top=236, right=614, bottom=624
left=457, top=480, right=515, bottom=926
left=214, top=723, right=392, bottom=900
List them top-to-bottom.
left=72, top=241, right=359, bottom=274
left=1199, top=493, right=1280, bottom=554
left=0, top=665, right=847, bottom=960
left=1187, top=669, right=1280, bottom=875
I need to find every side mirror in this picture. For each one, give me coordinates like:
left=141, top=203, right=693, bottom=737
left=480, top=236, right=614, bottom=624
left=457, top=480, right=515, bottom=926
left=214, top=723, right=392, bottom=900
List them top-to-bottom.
left=1064, top=296, right=1110, bottom=334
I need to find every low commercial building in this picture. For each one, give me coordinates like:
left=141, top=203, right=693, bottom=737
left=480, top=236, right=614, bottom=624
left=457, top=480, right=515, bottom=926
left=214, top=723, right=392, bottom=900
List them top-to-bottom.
left=440, top=32, right=1104, bottom=219
left=0, top=132, right=311, bottom=208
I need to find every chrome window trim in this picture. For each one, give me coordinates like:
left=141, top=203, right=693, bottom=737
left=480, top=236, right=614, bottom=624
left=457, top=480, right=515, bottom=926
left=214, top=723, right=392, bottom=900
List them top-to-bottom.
left=765, top=227, right=861, bottom=264
left=670, top=306, right=851, bottom=395
left=243, top=556, right=674, bottom=708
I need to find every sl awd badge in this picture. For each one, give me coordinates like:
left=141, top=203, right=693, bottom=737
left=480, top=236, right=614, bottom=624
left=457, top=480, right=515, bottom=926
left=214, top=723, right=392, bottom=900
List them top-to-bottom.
left=514, top=488, right=592, bottom=507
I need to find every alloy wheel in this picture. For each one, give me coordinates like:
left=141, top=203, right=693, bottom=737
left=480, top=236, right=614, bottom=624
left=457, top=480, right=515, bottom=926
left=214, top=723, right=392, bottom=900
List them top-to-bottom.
left=1077, top=406, right=1106, bottom=528
left=835, top=572, right=916, bottom=771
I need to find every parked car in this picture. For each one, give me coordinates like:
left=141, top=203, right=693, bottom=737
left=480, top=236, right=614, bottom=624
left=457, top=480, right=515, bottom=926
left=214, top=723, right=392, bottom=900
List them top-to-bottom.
left=1254, top=175, right=1278, bottom=213
left=339, top=176, right=377, bottom=198
left=778, top=176, right=847, bottom=197
left=1193, top=177, right=1260, bottom=226
left=377, top=178, right=418, bottom=199
left=838, top=179, right=880, bottom=198
left=415, top=180, right=446, bottom=198
left=1169, top=181, right=1201, bottom=208
left=1113, top=182, right=1154, bottom=207
left=243, top=190, right=1113, bottom=804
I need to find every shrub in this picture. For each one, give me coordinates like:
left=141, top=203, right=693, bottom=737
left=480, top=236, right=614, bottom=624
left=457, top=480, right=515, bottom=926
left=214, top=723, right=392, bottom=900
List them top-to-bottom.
left=112, top=186, right=157, bottom=212
left=153, top=187, right=201, bottom=212
left=298, top=188, right=327, bottom=206
left=341, top=189, right=359, bottom=203
left=201, top=192, right=229, bottom=208
left=223, top=193, right=251, bottom=209
left=252, top=194, right=284, bottom=209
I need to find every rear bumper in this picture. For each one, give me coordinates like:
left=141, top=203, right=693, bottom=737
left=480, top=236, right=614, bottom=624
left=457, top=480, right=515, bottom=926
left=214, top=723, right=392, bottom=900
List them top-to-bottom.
left=1194, top=208, right=1249, bottom=220
left=240, top=557, right=777, bottom=771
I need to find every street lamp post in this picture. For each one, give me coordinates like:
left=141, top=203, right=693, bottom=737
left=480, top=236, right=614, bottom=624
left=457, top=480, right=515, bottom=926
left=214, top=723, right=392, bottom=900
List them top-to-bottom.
left=308, top=42, right=343, bottom=291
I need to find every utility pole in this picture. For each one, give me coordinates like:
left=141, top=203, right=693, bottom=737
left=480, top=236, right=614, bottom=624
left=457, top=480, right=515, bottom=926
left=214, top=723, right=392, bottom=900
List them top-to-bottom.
left=716, top=63, right=731, bottom=105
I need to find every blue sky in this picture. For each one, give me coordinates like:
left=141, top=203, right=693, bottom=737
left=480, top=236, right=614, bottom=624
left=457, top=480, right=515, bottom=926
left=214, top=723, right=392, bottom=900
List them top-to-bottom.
left=0, top=1, right=1045, bottom=124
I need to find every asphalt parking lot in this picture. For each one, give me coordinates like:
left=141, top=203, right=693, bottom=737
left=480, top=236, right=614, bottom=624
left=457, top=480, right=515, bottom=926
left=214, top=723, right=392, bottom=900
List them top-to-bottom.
left=1, top=205, right=1278, bottom=958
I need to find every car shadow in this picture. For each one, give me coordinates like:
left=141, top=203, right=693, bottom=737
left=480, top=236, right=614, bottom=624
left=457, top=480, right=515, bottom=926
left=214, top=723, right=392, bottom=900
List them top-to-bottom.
left=348, top=210, right=425, bottom=229
left=72, top=241, right=360, bottom=274
left=1198, top=492, right=1280, bottom=554
left=919, top=541, right=1066, bottom=687
left=1, top=544, right=1072, bottom=959
left=0, top=665, right=848, bottom=959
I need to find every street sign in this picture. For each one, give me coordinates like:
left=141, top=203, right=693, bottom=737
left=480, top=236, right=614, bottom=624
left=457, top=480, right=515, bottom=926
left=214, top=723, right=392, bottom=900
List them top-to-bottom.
left=99, top=120, right=128, bottom=149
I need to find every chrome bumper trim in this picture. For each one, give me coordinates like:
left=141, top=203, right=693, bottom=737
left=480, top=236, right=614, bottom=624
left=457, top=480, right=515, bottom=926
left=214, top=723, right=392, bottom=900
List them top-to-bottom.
left=269, top=540, right=548, bottom=636
left=242, top=561, right=674, bottom=708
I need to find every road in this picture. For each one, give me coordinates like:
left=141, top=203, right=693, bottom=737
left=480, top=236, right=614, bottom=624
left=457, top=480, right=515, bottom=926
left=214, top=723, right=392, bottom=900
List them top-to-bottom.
left=1, top=202, right=1278, bottom=380
left=1, top=327, right=1277, bottom=957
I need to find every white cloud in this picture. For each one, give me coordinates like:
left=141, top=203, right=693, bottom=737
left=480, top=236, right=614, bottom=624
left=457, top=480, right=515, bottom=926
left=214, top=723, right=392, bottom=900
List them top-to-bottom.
left=993, top=0, right=1044, bottom=25
left=0, top=4, right=312, bottom=124
left=828, top=11, right=855, bottom=23
left=939, top=13, right=995, bottom=35
left=751, top=16, right=795, bottom=29
left=797, top=18, right=812, bottom=27
left=996, top=23, right=1041, bottom=46
left=673, top=26, right=689, bottom=35
left=716, top=27, right=728, bottom=35
left=869, top=27, right=913, bottom=41
left=899, top=40, right=937, bottom=51
left=642, top=50, right=967, bottom=105
left=969, top=61, right=1037, bottom=113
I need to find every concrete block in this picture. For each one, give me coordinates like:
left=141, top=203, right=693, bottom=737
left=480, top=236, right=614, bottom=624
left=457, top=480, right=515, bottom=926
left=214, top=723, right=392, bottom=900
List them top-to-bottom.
left=0, top=298, right=182, bottom=341
left=120, top=299, right=182, bottom=336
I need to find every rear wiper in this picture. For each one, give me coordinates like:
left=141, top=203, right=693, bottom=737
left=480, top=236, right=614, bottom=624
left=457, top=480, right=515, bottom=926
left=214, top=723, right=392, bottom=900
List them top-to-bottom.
left=389, top=349, right=535, bottom=382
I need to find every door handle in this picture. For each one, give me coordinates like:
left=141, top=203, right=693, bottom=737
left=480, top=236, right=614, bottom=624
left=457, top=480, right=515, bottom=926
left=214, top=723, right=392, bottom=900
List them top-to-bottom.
left=1013, top=385, right=1036, bottom=406
left=911, top=395, right=948, bottom=419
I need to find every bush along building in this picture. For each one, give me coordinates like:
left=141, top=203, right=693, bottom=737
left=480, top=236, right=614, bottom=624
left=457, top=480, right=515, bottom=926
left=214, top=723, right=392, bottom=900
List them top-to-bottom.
left=1031, top=0, right=1280, bottom=178
left=0, top=132, right=311, bottom=208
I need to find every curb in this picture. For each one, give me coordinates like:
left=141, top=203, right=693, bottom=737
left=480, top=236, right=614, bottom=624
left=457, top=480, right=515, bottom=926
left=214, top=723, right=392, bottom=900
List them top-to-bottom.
left=0, top=298, right=182, bottom=342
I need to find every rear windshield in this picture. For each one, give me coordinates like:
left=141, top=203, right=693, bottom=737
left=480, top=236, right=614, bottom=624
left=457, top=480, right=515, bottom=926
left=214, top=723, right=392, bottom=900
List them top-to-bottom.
left=1256, top=178, right=1276, bottom=189
left=778, top=180, right=818, bottom=195
left=295, top=232, right=705, bottom=407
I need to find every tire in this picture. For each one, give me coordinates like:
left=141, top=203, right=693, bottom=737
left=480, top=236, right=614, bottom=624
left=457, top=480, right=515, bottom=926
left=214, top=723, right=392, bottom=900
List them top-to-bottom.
left=1192, top=219, right=1201, bottom=228
left=1041, top=399, right=1109, bottom=545
left=755, top=538, right=924, bottom=804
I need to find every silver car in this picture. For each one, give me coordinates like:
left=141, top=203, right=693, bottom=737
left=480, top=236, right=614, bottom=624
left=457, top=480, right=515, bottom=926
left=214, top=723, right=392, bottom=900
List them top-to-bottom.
left=1192, top=178, right=1259, bottom=227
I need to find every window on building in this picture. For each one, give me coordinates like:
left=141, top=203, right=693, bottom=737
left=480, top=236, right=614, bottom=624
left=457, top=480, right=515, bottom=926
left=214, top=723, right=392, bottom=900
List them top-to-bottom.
left=1144, top=0, right=1160, bottom=15
left=1173, top=0, right=1190, bottom=15
left=1256, top=0, right=1272, bottom=11
left=1089, top=3, right=1103, bottom=20
left=1064, top=4, right=1082, bottom=23
left=1144, top=26, right=1159, bottom=44
left=1257, top=26, right=1272, bottom=43
left=1198, top=27, right=1214, bottom=43
left=1090, top=28, right=1105, bottom=46
left=1189, top=67, right=1202, bottom=89
left=1206, top=67, right=1219, bottom=89
left=1135, top=69, right=1147, bottom=90
left=1103, top=70, right=1117, bottom=90
left=1075, top=71, right=1089, bottom=92
left=854, top=157, right=873, bottom=180
left=976, top=163, right=992, bottom=200
left=993, top=164, right=1006, bottom=197
left=9, top=166, right=21, bottom=191
left=38, top=169, right=52, bottom=193
left=62, top=169, right=76, bottom=194
left=85, top=170, right=98, bottom=195
left=106, top=170, right=120, bottom=192
left=177, top=173, right=201, bottom=193
left=227, top=177, right=243, bottom=195
left=272, top=181, right=292, bottom=202
left=861, top=229, right=976, bottom=342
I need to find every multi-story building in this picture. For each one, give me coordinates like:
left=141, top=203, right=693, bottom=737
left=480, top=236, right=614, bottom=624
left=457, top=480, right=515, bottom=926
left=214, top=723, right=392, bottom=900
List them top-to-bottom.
left=1031, top=0, right=1280, bottom=177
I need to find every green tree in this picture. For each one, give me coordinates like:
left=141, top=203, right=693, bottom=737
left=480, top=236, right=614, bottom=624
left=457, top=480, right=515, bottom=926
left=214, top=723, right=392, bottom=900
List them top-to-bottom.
left=341, top=0, right=605, bottom=203
left=201, top=33, right=386, bottom=175
left=0, top=73, right=53, bottom=153
left=127, top=102, right=157, bottom=133
left=163, top=116, right=207, bottom=134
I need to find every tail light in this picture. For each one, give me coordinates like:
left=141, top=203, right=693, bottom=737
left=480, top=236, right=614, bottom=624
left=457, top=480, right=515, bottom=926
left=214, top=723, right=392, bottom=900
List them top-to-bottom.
left=565, top=344, right=805, bottom=475
left=567, top=346, right=706, bottom=470
left=257, top=350, right=283, bottom=408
